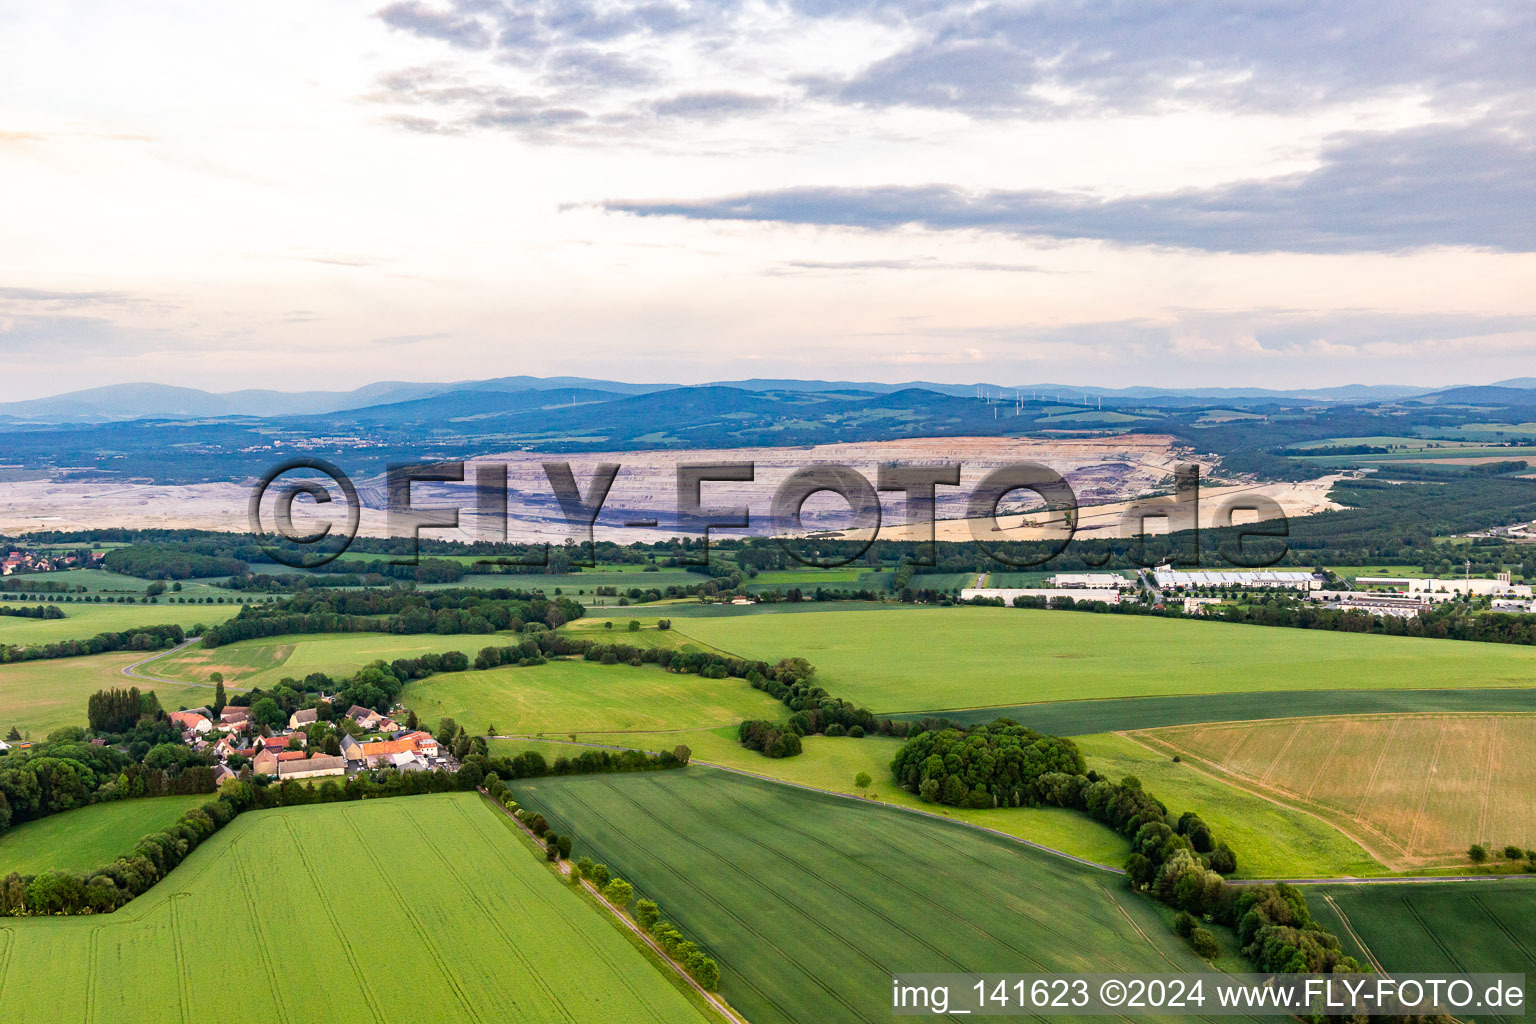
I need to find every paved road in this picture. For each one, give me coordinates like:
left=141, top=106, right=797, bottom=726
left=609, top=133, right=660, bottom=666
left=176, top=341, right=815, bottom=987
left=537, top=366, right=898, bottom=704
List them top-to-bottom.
left=120, top=636, right=251, bottom=692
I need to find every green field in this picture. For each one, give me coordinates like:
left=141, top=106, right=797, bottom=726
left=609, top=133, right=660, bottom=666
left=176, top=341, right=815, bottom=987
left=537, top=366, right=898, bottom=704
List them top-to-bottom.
left=7, top=568, right=240, bottom=596
left=0, top=602, right=240, bottom=646
left=652, top=606, right=1536, bottom=713
left=142, top=631, right=519, bottom=689
left=0, top=652, right=217, bottom=738
left=400, top=658, right=785, bottom=737
left=905, top=688, right=1536, bottom=733
left=498, top=729, right=1133, bottom=868
left=1074, top=734, right=1384, bottom=879
left=511, top=768, right=1206, bottom=1024
left=0, top=793, right=712, bottom=1024
left=0, top=796, right=213, bottom=876
left=1312, top=879, right=1536, bottom=1024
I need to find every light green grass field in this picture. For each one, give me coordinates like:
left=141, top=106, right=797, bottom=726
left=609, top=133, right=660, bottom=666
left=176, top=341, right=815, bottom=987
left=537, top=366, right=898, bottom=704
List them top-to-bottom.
left=12, top=568, right=237, bottom=596
left=0, top=602, right=240, bottom=646
left=649, top=606, right=1536, bottom=713
left=143, top=631, right=516, bottom=689
left=0, top=652, right=216, bottom=738
left=400, top=658, right=785, bottom=737
left=498, top=728, right=1133, bottom=868
left=1074, top=733, right=1384, bottom=878
left=512, top=768, right=1204, bottom=1024
left=0, top=793, right=711, bottom=1024
left=0, top=796, right=212, bottom=876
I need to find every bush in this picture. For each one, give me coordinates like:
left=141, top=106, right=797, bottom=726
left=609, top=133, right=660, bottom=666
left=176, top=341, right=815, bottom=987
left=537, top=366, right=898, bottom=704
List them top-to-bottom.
left=846, top=725, right=864, bottom=738
left=1469, top=843, right=1488, bottom=863
left=1503, top=845, right=1523, bottom=860
left=588, top=863, right=611, bottom=888
left=602, top=878, right=635, bottom=907
left=635, top=898, right=660, bottom=930
left=1174, top=911, right=1197, bottom=938
left=1190, top=927, right=1220, bottom=959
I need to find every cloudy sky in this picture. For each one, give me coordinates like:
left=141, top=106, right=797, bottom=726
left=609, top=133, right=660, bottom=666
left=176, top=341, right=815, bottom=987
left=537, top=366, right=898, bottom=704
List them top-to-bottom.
left=2, top=0, right=1533, bottom=397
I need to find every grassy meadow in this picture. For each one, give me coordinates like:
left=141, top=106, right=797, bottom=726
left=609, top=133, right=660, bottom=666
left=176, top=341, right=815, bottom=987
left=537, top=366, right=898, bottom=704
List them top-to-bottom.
left=0, top=602, right=240, bottom=646
left=646, top=606, right=1536, bottom=713
left=142, top=631, right=516, bottom=689
left=0, top=652, right=217, bottom=738
left=400, top=658, right=785, bottom=737
left=1138, top=714, right=1536, bottom=868
left=1073, top=733, right=1384, bottom=879
left=511, top=768, right=1205, bottom=1024
left=0, top=793, right=712, bottom=1024
left=0, top=796, right=213, bottom=876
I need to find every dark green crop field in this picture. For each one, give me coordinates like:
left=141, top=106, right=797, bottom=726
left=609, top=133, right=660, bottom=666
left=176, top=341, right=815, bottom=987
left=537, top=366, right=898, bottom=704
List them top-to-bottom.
left=903, top=688, right=1536, bottom=734
left=512, top=767, right=1211, bottom=1024
left=1312, top=879, right=1536, bottom=1024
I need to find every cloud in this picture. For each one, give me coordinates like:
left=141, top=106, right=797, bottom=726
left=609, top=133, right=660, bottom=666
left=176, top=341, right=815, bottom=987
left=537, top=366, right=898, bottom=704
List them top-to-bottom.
left=370, top=0, right=1536, bottom=139
left=376, top=1, right=493, bottom=49
left=650, top=91, right=777, bottom=119
left=601, top=116, right=1536, bottom=253
left=773, top=258, right=1050, bottom=273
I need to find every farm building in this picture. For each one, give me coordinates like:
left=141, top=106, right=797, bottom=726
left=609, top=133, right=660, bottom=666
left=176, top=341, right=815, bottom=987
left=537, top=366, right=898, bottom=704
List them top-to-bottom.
left=276, top=754, right=346, bottom=780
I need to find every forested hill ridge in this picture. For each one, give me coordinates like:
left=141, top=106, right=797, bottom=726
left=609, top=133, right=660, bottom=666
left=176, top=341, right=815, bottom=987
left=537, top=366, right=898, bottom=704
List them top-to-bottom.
left=0, top=376, right=1535, bottom=485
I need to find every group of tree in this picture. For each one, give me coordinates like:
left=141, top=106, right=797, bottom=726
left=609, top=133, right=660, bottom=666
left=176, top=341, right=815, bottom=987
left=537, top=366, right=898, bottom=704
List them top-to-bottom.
left=102, top=543, right=248, bottom=580
left=200, top=588, right=585, bottom=648
left=0, top=604, right=65, bottom=620
left=737, top=657, right=912, bottom=759
left=890, top=720, right=1088, bottom=808
left=0, top=727, right=214, bottom=834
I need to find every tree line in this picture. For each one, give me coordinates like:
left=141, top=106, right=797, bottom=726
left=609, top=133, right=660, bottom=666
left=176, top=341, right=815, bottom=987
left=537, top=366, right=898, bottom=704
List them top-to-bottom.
left=200, top=588, right=586, bottom=647
left=0, top=604, right=64, bottom=620
left=0, top=622, right=185, bottom=665
left=484, top=777, right=721, bottom=991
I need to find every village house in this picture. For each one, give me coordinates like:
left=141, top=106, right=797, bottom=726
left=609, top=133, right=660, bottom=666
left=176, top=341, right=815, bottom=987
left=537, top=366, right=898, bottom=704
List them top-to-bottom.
left=346, top=705, right=385, bottom=730
left=220, top=706, right=252, bottom=726
left=288, top=708, right=319, bottom=730
left=169, top=711, right=212, bottom=735
left=256, top=734, right=305, bottom=754
left=342, top=734, right=434, bottom=769
left=276, top=753, right=346, bottom=780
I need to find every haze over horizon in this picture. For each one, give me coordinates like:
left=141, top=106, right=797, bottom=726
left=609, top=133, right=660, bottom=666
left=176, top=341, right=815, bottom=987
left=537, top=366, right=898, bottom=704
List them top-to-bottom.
left=4, top=1, right=1533, bottom=397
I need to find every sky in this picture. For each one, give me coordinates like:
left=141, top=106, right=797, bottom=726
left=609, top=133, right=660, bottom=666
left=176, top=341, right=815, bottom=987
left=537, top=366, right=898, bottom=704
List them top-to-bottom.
left=1, top=0, right=1534, bottom=398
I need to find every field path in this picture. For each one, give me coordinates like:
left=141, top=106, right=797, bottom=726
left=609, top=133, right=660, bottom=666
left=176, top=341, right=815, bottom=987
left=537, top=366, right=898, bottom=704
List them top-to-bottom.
left=1320, top=894, right=1387, bottom=974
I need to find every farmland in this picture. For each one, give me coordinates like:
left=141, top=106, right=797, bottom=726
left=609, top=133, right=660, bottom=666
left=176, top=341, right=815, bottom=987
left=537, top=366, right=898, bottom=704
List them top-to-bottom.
left=0, top=601, right=240, bottom=646
left=654, top=606, right=1536, bottom=713
left=142, top=631, right=516, bottom=689
left=0, top=652, right=216, bottom=737
left=399, top=658, right=785, bottom=737
left=907, top=687, right=1536, bottom=734
left=1137, top=714, right=1536, bottom=868
left=497, top=729, right=1133, bottom=867
left=1073, top=733, right=1383, bottom=878
left=511, top=768, right=1206, bottom=1024
left=0, top=793, right=712, bottom=1024
left=0, top=795, right=213, bottom=876
left=1312, top=879, right=1536, bottom=1024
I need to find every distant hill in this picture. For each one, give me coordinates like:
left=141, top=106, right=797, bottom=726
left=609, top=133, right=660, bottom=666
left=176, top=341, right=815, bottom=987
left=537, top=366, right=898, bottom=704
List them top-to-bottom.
left=0, top=374, right=1513, bottom=427
left=1409, top=385, right=1536, bottom=406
